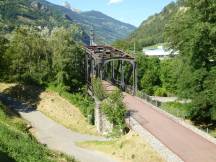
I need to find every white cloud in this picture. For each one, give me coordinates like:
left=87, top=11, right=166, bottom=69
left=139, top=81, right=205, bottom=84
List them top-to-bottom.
left=108, top=0, right=123, bottom=5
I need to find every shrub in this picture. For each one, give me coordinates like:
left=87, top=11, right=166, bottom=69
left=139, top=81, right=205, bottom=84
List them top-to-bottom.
left=92, top=77, right=106, bottom=101
left=154, top=87, right=168, bottom=97
left=101, top=90, right=127, bottom=136
left=161, top=102, right=192, bottom=119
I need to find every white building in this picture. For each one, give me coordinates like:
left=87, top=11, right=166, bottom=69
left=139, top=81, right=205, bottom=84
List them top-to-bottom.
left=143, top=45, right=178, bottom=59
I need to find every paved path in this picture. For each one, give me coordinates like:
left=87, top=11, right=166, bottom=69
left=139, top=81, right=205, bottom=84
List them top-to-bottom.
left=103, top=81, right=216, bottom=162
left=0, top=94, right=117, bottom=162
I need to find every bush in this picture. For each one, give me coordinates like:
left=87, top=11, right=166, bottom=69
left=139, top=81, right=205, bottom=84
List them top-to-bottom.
left=92, top=77, right=106, bottom=101
left=154, top=87, right=168, bottom=97
left=101, top=90, right=127, bottom=135
left=188, top=94, right=212, bottom=124
left=161, top=102, right=192, bottom=119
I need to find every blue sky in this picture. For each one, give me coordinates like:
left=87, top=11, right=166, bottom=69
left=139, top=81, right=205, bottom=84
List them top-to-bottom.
left=47, top=0, right=175, bottom=27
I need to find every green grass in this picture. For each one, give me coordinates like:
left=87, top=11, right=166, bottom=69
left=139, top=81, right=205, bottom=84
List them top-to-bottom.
left=0, top=102, right=77, bottom=162
left=161, top=102, right=192, bottom=119
left=209, top=130, right=216, bottom=138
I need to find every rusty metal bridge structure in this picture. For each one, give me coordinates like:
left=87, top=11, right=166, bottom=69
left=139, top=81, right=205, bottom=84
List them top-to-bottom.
left=84, top=45, right=137, bottom=95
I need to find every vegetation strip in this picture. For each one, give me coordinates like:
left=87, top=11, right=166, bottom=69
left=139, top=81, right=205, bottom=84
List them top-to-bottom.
left=78, top=131, right=165, bottom=162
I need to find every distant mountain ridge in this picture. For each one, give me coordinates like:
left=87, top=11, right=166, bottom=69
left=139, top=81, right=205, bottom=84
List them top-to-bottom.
left=0, top=0, right=136, bottom=44
left=40, top=0, right=136, bottom=44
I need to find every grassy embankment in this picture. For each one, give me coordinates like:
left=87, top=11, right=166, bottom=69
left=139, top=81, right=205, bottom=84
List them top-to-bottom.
left=0, top=83, right=98, bottom=135
left=0, top=83, right=167, bottom=162
left=41, top=84, right=98, bottom=135
left=0, top=102, right=76, bottom=162
left=161, top=102, right=216, bottom=137
left=77, top=131, right=165, bottom=162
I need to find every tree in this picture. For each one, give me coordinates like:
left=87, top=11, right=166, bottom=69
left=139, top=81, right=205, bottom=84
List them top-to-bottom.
left=165, top=0, right=216, bottom=123
left=5, top=26, right=51, bottom=84
left=49, top=26, right=85, bottom=91
left=0, top=35, right=8, bottom=80
left=139, top=56, right=161, bottom=95
left=160, top=58, right=180, bottom=94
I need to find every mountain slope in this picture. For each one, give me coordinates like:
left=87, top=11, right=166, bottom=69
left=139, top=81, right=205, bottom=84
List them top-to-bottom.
left=0, top=0, right=136, bottom=44
left=0, top=0, right=67, bottom=28
left=40, top=0, right=136, bottom=44
left=126, top=1, right=184, bottom=50
left=80, top=10, right=135, bottom=44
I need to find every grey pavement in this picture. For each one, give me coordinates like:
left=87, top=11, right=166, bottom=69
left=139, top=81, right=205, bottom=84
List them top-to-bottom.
left=0, top=94, right=117, bottom=162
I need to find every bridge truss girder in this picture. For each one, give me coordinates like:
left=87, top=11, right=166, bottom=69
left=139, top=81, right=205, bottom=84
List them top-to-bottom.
left=85, top=45, right=137, bottom=95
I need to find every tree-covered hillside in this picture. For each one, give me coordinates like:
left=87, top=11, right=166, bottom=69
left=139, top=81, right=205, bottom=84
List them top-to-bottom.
left=0, top=0, right=135, bottom=44
left=0, top=0, right=70, bottom=28
left=0, top=0, right=90, bottom=42
left=114, top=0, right=216, bottom=128
left=123, top=0, right=185, bottom=50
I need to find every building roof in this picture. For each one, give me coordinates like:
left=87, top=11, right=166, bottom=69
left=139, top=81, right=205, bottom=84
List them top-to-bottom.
left=143, top=45, right=179, bottom=57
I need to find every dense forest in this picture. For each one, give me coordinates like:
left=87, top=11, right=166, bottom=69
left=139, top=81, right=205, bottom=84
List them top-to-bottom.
left=0, top=0, right=95, bottom=92
left=115, top=0, right=216, bottom=126
left=164, top=0, right=216, bottom=124
left=0, top=24, right=86, bottom=91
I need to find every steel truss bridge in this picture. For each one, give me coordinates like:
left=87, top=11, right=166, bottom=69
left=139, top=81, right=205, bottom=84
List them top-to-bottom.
left=84, top=45, right=137, bottom=95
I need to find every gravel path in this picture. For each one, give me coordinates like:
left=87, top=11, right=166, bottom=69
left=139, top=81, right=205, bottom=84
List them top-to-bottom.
left=0, top=94, right=117, bottom=162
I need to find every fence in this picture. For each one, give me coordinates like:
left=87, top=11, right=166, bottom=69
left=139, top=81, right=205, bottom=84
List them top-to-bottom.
left=136, top=91, right=162, bottom=107
left=137, top=91, right=216, bottom=138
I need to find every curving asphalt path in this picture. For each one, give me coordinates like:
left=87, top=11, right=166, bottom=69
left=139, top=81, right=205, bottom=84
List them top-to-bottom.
left=0, top=94, right=117, bottom=162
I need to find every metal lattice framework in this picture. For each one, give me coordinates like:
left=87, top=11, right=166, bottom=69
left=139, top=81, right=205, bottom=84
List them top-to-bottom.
left=85, top=45, right=137, bottom=95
